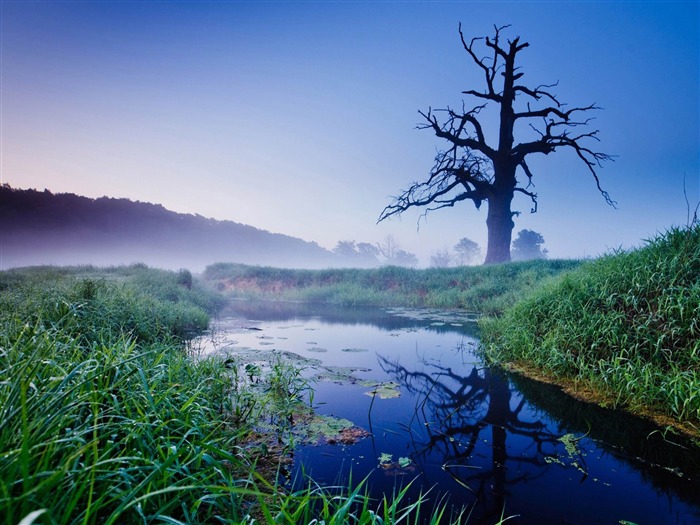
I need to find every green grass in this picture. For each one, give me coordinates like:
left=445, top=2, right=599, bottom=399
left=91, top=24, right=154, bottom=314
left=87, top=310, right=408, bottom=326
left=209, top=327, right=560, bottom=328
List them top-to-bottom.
left=480, top=225, right=700, bottom=430
left=204, top=259, right=581, bottom=315
left=0, top=265, right=500, bottom=524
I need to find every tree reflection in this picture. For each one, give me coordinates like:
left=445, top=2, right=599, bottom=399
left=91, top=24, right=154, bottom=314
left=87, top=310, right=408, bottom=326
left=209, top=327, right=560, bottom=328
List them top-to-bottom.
left=378, top=351, right=560, bottom=520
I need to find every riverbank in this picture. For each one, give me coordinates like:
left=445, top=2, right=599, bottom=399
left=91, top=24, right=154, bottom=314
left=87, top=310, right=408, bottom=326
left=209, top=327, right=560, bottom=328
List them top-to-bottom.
left=3, top=223, right=697, bottom=520
left=479, top=225, right=700, bottom=441
left=203, top=258, right=581, bottom=316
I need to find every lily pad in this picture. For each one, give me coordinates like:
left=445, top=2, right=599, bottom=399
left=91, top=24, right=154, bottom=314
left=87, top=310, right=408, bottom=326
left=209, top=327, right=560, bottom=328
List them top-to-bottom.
left=341, top=347, right=369, bottom=353
left=362, top=381, right=401, bottom=399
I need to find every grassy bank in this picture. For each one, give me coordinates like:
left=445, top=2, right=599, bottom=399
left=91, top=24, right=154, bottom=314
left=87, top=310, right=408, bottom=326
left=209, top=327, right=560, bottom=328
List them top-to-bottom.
left=480, top=225, right=700, bottom=436
left=204, top=259, right=582, bottom=315
left=0, top=265, right=485, bottom=524
left=0, top=267, right=249, bottom=524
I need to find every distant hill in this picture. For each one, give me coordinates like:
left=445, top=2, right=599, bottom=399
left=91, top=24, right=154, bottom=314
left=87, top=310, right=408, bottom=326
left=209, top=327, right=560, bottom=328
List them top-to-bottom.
left=0, top=185, right=336, bottom=271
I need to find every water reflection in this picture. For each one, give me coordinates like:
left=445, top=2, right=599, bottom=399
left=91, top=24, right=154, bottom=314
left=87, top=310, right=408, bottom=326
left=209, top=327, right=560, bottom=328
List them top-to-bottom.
left=218, top=299, right=480, bottom=335
left=206, top=301, right=700, bottom=524
left=379, top=349, right=700, bottom=524
left=379, top=356, right=561, bottom=522
left=510, top=373, right=700, bottom=505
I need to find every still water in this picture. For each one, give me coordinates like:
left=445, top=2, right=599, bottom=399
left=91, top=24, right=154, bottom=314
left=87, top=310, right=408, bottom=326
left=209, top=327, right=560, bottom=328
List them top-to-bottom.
left=199, top=300, right=700, bottom=525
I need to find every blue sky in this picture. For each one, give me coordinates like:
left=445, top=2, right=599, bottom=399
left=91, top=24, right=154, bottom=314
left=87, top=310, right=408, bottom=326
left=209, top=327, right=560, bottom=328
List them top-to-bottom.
left=2, top=1, right=698, bottom=265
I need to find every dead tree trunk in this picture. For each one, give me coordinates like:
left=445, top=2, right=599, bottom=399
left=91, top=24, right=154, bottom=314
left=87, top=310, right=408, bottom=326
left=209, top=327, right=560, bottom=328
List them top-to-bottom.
left=485, top=190, right=515, bottom=264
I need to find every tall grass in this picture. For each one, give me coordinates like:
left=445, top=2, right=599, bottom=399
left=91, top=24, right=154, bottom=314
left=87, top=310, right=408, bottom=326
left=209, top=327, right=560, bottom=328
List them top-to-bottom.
left=480, top=225, right=700, bottom=428
left=204, top=259, right=581, bottom=315
left=0, top=266, right=500, bottom=524
left=0, top=272, right=256, bottom=524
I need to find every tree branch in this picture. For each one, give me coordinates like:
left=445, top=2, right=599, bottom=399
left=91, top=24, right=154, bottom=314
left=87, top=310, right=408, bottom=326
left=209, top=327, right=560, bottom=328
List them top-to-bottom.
left=378, top=149, right=493, bottom=224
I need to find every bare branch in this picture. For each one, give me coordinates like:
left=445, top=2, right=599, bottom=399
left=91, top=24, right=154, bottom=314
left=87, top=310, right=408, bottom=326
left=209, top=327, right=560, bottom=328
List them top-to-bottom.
left=459, top=22, right=500, bottom=101
left=418, top=108, right=497, bottom=161
left=378, top=149, right=493, bottom=224
left=514, top=187, right=538, bottom=213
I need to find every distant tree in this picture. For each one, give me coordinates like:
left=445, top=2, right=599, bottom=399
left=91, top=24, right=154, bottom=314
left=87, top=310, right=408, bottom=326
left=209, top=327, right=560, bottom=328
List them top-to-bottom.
left=379, top=24, right=614, bottom=264
left=511, top=229, right=548, bottom=261
left=377, top=234, right=400, bottom=261
left=377, top=235, right=418, bottom=267
left=454, top=237, right=482, bottom=266
left=333, top=240, right=380, bottom=267
left=333, top=240, right=358, bottom=259
left=356, top=242, right=381, bottom=261
left=430, top=247, right=453, bottom=268
left=392, top=250, right=419, bottom=268
left=176, top=268, right=193, bottom=290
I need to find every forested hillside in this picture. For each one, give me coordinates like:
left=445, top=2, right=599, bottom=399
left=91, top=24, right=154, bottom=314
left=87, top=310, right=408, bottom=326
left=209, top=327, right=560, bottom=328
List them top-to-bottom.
left=0, top=185, right=335, bottom=270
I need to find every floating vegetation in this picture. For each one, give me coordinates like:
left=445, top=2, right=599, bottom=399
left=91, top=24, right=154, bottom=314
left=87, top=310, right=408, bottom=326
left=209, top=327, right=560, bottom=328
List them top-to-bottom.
left=385, top=307, right=479, bottom=325
left=307, top=347, right=328, bottom=353
left=341, top=347, right=370, bottom=353
left=314, top=366, right=373, bottom=385
left=362, top=380, right=401, bottom=399
left=299, top=414, right=355, bottom=444
left=331, top=426, right=372, bottom=445
left=545, top=432, right=589, bottom=476
left=378, top=452, right=416, bottom=475
left=379, top=453, right=393, bottom=465
left=398, top=457, right=413, bottom=468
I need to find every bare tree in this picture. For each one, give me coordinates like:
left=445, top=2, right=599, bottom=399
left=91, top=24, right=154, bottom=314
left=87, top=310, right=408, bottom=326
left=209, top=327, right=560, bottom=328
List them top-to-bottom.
left=379, top=24, right=614, bottom=264
left=377, top=234, right=401, bottom=261
left=430, top=247, right=453, bottom=268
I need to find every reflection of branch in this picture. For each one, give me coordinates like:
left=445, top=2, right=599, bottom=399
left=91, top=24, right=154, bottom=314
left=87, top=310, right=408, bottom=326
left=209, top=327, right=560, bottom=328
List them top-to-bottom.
left=378, top=353, right=560, bottom=494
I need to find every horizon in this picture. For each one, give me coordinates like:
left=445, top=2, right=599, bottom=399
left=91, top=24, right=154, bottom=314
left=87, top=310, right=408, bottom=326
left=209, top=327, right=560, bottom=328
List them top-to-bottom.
left=2, top=1, right=698, bottom=266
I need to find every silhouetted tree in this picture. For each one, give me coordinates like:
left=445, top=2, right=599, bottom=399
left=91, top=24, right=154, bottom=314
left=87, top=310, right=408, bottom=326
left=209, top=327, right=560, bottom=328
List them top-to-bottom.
left=379, top=24, right=614, bottom=264
left=511, top=229, right=548, bottom=261
left=454, top=237, right=481, bottom=265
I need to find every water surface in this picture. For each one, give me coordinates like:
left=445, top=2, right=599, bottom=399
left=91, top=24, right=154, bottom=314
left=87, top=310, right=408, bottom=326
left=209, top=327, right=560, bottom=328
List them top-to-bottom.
left=199, top=301, right=700, bottom=525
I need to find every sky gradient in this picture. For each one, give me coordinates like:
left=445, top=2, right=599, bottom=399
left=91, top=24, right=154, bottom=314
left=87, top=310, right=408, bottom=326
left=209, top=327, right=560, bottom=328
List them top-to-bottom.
left=2, top=1, right=698, bottom=265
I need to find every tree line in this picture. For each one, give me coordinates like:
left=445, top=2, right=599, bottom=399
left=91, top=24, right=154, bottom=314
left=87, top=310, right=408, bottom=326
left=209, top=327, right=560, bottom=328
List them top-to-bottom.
left=333, top=230, right=548, bottom=269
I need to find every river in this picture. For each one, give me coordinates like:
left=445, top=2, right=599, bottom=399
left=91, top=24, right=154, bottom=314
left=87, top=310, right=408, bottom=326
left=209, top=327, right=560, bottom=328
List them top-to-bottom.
left=195, top=300, right=700, bottom=525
